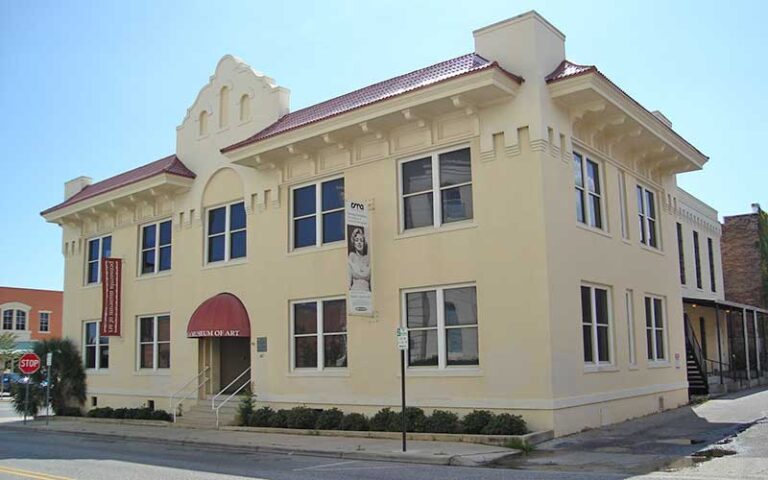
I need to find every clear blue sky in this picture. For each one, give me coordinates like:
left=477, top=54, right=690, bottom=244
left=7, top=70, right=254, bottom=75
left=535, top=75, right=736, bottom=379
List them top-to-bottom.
left=1, top=1, right=766, bottom=290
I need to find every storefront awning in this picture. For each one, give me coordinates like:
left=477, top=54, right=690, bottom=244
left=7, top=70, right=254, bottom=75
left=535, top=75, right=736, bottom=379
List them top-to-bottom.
left=187, top=293, right=250, bottom=338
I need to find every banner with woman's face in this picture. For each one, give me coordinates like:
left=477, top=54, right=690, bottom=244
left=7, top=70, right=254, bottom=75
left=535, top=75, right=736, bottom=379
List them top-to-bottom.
left=346, top=200, right=372, bottom=315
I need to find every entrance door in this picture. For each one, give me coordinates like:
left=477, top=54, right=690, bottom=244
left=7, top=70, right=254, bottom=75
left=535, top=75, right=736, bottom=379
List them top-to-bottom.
left=219, top=338, right=250, bottom=393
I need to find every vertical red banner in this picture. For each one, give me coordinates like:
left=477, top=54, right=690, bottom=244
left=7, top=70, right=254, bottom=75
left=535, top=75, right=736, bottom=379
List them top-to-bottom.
left=100, top=257, right=122, bottom=336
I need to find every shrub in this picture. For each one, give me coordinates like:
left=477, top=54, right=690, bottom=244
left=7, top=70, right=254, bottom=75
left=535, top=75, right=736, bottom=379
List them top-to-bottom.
left=10, top=383, right=44, bottom=417
left=236, top=396, right=255, bottom=426
left=86, top=406, right=171, bottom=422
left=249, top=406, right=274, bottom=427
left=286, top=406, right=321, bottom=429
left=57, top=407, right=83, bottom=417
left=87, top=407, right=113, bottom=418
left=369, top=407, right=397, bottom=431
left=387, top=407, right=426, bottom=433
left=112, top=408, right=129, bottom=419
left=315, top=408, right=344, bottom=430
left=269, top=409, right=289, bottom=428
left=150, top=410, right=172, bottom=421
left=425, top=410, right=461, bottom=433
left=461, top=410, right=495, bottom=434
left=340, top=412, right=369, bottom=431
left=481, top=413, right=527, bottom=435
left=504, top=438, right=535, bottom=454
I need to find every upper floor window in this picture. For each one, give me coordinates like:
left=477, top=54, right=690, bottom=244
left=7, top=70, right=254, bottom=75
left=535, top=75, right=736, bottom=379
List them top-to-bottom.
left=400, top=147, right=473, bottom=231
left=573, top=153, right=603, bottom=229
left=291, top=178, right=345, bottom=249
left=637, top=186, right=658, bottom=248
left=207, top=202, right=246, bottom=263
left=141, top=220, right=172, bottom=275
left=677, top=223, right=686, bottom=285
left=693, top=230, right=702, bottom=289
left=86, top=235, right=112, bottom=284
left=707, top=237, right=716, bottom=292
left=403, top=284, right=478, bottom=368
left=581, top=285, right=611, bottom=364
left=645, top=295, right=666, bottom=362
left=291, top=298, right=347, bottom=370
left=1, top=309, right=27, bottom=330
left=2, top=310, right=12, bottom=330
left=15, top=311, right=26, bottom=330
left=39, top=312, right=50, bottom=332
left=138, top=315, right=170, bottom=370
left=84, top=321, right=109, bottom=370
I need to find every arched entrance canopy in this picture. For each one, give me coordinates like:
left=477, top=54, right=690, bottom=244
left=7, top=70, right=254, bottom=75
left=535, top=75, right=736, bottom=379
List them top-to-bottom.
left=187, top=293, right=250, bottom=338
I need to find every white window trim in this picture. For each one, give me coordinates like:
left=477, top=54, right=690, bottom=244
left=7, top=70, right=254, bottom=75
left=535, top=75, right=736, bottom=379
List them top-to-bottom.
left=397, top=144, right=473, bottom=233
left=573, top=152, right=605, bottom=231
left=289, top=175, right=345, bottom=251
left=637, top=184, right=659, bottom=250
left=204, top=201, right=247, bottom=265
left=139, top=218, right=173, bottom=276
left=692, top=230, right=703, bottom=290
left=85, top=234, right=112, bottom=285
left=400, top=282, right=479, bottom=371
left=581, top=283, right=614, bottom=369
left=625, top=290, right=636, bottom=367
left=645, top=295, right=668, bottom=363
left=289, top=296, right=347, bottom=372
left=1, top=302, right=31, bottom=331
left=38, top=310, right=51, bottom=333
left=136, top=314, right=171, bottom=371
left=83, top=320, right=108, bottom=371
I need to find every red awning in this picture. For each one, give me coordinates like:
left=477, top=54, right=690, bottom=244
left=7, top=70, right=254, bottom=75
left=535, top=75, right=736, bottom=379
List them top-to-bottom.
left=187, top=293, right=250, bottom=338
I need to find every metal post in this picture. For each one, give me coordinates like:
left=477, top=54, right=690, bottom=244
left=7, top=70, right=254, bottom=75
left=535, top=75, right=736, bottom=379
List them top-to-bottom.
left=715, top=303, right=723, bottom=385
left=743, top=308, right=751, bottom=382
left=753, top=310, right=761, bottom=377
left=400, top=349, right=406, bottom=453
left=45, top=367, right=51, bottom=426
left=23, top=377, right=29, bottom=425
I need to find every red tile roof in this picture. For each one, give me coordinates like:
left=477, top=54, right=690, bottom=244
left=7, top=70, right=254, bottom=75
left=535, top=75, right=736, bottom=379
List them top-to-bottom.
left=222, top=53, right=522, bottom=153
left=545, top=60, right=596, bottom=82
left=41, top=154, right=195, bottom=216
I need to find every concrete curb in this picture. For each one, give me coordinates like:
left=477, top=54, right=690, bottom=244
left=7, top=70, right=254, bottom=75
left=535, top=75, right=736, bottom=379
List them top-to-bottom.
left=4, top=423, right=520, bottom=467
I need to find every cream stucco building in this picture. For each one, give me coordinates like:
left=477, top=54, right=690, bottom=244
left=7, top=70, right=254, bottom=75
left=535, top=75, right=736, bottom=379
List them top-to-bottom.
left=43, top=11, right=717, bottom=436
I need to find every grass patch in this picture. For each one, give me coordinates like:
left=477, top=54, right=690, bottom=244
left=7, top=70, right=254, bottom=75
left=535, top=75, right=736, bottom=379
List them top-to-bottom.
left=504, top=438, right=535, bottom=454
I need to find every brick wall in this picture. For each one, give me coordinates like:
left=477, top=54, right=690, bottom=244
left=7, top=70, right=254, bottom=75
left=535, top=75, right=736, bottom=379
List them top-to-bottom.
left=722, top=213, right=765, bottom=308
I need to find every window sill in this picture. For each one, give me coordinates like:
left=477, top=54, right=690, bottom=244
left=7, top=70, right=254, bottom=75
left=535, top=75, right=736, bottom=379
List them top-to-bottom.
left=396, top=221, right=477, bottom=241
left=576, top=222, right=612, bottom=239
left=287, top=242, right=345, bottom=257
left=640, top=244, right=664, bottom=256
left=202, top=258, right=248, bottom=271
left=135, top=271, right=172, bottom=282
left=81, top=283, right=101, bottom=290
left=38, top=331, right=51, bottom=335
left=647, top=361, right=671, bottom=369
left=583, top=364, right=619, bottom=373
left=629, top=365, right=639, bottom=371
left=401, top=367, right=483, bottom=377
left=85, top=369, right=110, bottom=375
left=134, top=369, right=171, bottom=376
left=287, top=369, right=350, bottom=377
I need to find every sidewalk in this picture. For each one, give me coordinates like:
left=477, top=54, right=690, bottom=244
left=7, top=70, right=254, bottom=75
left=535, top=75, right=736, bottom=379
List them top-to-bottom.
left=2, top=417, right=518, bottom=467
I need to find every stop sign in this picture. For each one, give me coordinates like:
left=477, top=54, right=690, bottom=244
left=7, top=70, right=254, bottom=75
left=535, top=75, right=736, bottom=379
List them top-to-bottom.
left=18, top=353, right=41, bottom=375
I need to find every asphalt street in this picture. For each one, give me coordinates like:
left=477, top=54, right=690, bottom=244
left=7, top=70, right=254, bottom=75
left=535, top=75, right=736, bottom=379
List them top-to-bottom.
left=0, top=428, right=625, bottom=480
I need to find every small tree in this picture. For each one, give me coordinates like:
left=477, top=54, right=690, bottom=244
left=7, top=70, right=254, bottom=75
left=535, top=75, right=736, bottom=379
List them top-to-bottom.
left=0, top=332, right=17, bottom=370
left=32, top=339, right=86, bottom=415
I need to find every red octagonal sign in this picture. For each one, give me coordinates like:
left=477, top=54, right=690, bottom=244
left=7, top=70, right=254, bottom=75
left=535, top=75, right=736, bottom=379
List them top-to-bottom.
left=18, top=352, right=41, bottom=375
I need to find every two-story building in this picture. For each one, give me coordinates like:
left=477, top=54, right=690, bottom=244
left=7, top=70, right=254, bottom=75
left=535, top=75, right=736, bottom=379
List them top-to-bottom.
left=42, top=11, right=713, bottom=436
left=0, top=286, right=62, bottom=355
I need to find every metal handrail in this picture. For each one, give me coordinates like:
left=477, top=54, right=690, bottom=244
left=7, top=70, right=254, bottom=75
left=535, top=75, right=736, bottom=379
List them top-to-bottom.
left=684, top=319, right=707, bottom=377
left=170, top=366, right=210, bottom=422
left=211, top=366, right=251, bottom=410
left=215, top=376, right=252, bottom=428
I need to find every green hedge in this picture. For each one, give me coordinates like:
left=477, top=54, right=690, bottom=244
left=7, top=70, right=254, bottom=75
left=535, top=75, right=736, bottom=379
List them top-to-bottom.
left=236, top=400, right=527, bottom=435
left=87, top=406, right=172, bottom=422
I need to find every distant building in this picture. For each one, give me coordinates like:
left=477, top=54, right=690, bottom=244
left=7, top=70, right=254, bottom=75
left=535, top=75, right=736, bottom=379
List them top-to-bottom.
left=722, top=205, right=768, bottom=309
left=0, top=286, right=63, bottom=352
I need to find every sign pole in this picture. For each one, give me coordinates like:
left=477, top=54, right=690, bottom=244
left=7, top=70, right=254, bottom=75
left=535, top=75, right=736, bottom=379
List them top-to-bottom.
left=400, top=348, right=406, bottom=452
left=45, top=352, right=52, bottom=426
left=23, top=377, right=29, bottom=425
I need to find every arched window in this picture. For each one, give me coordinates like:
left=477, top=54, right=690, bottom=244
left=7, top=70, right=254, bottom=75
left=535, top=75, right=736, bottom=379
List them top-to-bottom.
left=219, top=86, right=230, bottom=128
left=239, top=94, right=251, bottom=122
left=199, top=110, right=208, bottom=136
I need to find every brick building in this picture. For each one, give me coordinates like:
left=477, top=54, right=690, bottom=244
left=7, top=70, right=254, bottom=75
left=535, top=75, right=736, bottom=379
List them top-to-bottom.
left=722, top=205, right=768, bottom=309
left=0, top=286, right=63, bottom=351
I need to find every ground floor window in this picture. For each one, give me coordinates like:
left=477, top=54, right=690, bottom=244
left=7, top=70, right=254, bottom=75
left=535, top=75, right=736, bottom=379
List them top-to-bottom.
left=403, top=284, right=478, bottom=368
left=581, top=284, right=612, bottom=364
left=645, top=296, right=666, bottom=361
left=291, top=298, right=347, bottom=370
left=138, top=315, right=170, bottom=369
left=84, top=321, right=109, bottom=370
